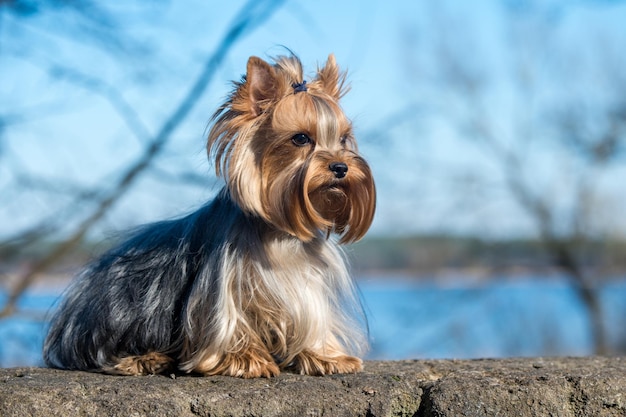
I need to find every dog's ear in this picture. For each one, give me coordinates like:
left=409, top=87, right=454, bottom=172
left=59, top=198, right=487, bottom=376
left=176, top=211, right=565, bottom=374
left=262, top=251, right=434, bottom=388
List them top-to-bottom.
left=317, top=54, right=349, bottom=100
left=245, top=56, right=279, bottom=116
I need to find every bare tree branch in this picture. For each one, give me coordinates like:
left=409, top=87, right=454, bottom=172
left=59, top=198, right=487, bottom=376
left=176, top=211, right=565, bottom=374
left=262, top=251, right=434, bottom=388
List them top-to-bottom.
left=0, top=0, right=286, bottom=317
left=412, top=4, right=626, bottom=354
left=48, top=65, right=153, bottom=144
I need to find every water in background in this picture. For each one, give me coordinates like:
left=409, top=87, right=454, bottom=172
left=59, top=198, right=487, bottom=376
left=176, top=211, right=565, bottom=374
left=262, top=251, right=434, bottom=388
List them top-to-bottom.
left=1, top=276, right=625, bottom=367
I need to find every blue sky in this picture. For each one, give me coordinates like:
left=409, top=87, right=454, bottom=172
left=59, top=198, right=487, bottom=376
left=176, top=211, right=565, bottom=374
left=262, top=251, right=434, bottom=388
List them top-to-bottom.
left=2, top=0, right=626, bottom=239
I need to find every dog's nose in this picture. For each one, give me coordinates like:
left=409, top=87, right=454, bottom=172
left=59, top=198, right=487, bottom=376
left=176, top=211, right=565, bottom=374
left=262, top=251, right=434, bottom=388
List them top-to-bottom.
left=329, top=162, right=348, bottom=179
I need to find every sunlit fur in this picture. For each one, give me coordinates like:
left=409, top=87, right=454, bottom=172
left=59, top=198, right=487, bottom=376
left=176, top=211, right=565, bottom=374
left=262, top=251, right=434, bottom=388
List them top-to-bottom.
left=43, top=54, right=376, bottom=378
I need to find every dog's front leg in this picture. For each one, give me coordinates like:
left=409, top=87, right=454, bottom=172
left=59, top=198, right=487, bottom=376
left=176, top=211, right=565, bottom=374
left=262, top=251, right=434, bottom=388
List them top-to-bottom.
left=190, top=339, right=280, bottom=378
left=286, top=348, right=363, bottom=376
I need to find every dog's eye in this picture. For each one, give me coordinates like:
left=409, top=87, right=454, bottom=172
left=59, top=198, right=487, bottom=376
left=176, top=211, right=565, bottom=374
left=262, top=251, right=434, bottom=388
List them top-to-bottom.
left=291, top=133, right=312, bottom=147
left=340, top=134, right=354, bottom=147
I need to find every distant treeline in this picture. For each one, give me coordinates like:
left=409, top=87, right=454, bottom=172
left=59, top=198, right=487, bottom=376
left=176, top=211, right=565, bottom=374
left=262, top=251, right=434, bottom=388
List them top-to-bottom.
left=3, top=234, right=626, bottom=278
left=348, top=235, right=626, bottom=277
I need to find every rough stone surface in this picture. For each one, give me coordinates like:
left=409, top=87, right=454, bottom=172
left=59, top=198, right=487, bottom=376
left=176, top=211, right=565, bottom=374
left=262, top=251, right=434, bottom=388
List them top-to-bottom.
left=1, top=358, right=625, bottom=416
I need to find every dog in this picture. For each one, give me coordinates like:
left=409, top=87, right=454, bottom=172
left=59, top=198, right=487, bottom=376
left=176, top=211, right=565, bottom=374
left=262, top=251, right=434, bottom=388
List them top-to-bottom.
left=43, top=54, right=376, bottom=378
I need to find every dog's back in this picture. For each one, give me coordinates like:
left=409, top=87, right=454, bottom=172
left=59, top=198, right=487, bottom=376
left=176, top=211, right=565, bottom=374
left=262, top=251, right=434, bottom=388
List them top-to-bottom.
left=43, top=191, right=237, bottom=372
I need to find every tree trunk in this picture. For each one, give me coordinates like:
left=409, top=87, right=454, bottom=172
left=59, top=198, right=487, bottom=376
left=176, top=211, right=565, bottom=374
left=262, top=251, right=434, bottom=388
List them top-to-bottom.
left=576, top=284, right=609, bottom=355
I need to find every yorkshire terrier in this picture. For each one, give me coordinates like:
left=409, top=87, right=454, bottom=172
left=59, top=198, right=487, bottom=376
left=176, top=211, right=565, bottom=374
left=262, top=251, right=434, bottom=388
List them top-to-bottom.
left=43, top=54, right=376, bottom=378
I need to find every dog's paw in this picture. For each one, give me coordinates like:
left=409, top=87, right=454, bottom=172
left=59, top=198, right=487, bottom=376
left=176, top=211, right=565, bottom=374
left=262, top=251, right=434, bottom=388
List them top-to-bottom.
left=196, top=348, right=280, bottom=378
left=287, top=350, right=363, bottom=375
left=228, top=351, right=280, bottom=378
left=109, top=352, right=174, bottom=376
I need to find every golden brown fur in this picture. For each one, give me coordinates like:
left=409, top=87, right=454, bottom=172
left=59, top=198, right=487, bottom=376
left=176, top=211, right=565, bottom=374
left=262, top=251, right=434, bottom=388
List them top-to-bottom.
left=43, top=54, right=375, bottom=378
left=209, top=55, right=375, bottom=243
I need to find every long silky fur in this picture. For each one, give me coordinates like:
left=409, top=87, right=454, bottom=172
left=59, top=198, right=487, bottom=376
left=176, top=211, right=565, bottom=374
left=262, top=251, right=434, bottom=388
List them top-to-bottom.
left=43, top=53, right=375, bottom=377
left=44, top=190, right=367, bottom=372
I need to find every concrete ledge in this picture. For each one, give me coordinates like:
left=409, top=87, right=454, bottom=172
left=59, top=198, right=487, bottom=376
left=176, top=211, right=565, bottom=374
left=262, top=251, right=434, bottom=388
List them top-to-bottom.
left=1, top=358, right=625, bottom=416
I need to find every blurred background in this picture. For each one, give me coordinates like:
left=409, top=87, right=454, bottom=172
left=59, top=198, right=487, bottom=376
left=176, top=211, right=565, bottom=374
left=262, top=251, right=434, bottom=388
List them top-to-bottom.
left=1, top=0, right=626, bottom=367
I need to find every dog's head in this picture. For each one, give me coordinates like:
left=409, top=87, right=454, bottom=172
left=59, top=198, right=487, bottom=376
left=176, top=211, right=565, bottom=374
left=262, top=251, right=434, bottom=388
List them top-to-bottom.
left=208, top=54, right=375, bottom=243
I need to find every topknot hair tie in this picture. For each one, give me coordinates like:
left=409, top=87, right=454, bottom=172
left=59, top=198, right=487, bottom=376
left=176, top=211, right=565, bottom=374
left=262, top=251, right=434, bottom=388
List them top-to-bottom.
left=292, top=80, right=308, bottom=93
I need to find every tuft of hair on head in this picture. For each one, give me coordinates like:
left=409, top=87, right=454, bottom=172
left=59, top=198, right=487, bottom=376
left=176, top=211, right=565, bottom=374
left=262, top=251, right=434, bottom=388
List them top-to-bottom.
left=314, top=54, right=350, bottom=100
